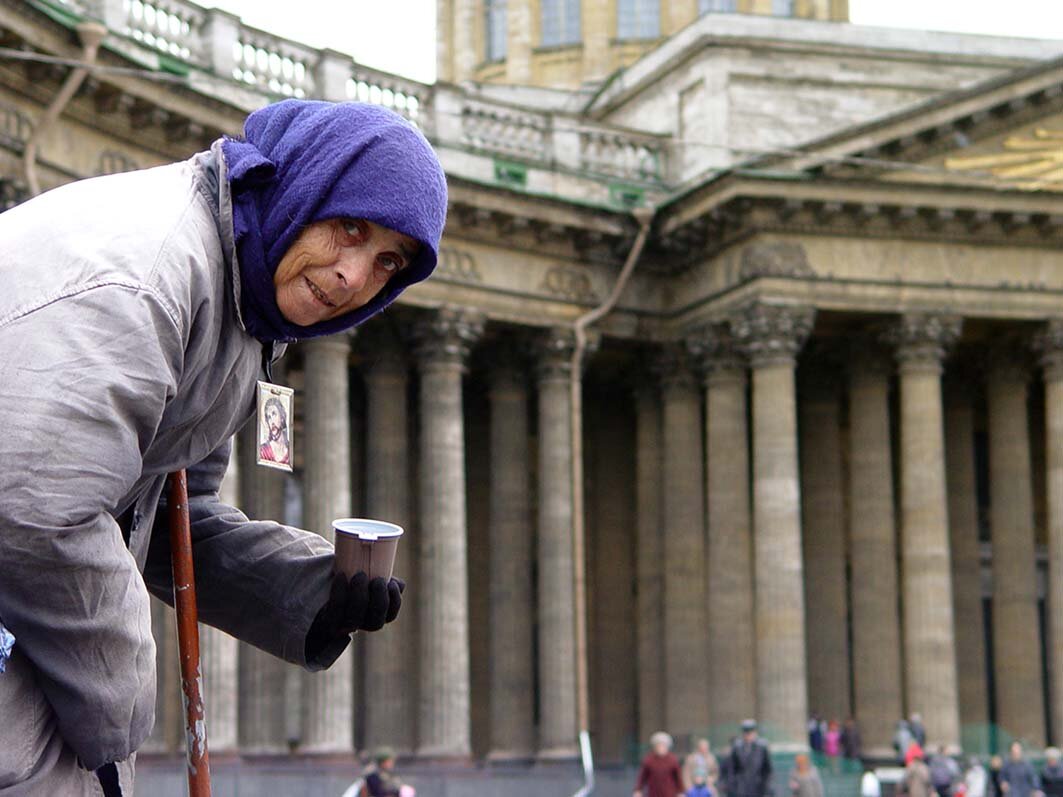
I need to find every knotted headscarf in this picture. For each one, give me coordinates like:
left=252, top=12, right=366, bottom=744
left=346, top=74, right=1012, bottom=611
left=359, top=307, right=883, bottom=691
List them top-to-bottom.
left=222, top=100, right=448, bottom=342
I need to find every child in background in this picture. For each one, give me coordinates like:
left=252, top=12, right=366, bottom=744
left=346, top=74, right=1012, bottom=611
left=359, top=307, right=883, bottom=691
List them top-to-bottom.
left=688, top=772, right=714, bottom=797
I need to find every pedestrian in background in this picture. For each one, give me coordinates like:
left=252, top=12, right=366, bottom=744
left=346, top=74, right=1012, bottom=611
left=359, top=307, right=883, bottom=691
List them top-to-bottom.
left=910, top=715, right=927, bottom=748
left=842, top=718, right=863, bottom=761
left=725, top=720, right=774, bottom=797
left=896, top=721, right=914, bottom=763
left=635, top=732, right=684, bottom=797
left=684, top=738, right=720, bottom=793
left=1000, top=742, right=1041, bottom=797
left=901, top=746, right=933, bottom=797
left=930, top=746, right=961, bottom=797
left=1041, top=748, right=1063, bottom=797
left=789, top=754, right=824, bottom=797
left=965, top=757, right=989, bottom=797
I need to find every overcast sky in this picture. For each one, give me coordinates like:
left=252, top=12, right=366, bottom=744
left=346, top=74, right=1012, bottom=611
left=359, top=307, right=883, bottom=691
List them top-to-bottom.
left=208, top=0, right=1063, bottom=84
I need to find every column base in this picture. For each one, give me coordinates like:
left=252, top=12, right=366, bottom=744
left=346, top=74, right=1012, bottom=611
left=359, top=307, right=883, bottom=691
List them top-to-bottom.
left=413, top=746, right=474, bottom=766
left=536, top=746, right=580, bottom=763
left=486, top=749, right=536, bottom=765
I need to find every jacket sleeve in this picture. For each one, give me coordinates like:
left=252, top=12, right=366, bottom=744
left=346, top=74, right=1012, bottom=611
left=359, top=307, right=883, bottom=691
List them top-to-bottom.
left=0, top=285, right=183, bottom=770
left=141, top=437, right=346, bottom=669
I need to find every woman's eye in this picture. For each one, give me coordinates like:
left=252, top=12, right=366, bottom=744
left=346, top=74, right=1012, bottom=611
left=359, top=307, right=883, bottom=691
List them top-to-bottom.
left=342, top=220, right=366, bottom=239
left=378, top=255, right=402, bottom=273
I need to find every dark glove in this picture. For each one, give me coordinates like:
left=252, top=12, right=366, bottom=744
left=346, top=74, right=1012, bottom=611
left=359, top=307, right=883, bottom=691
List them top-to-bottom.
left=305, top=572, right=404, bottom=661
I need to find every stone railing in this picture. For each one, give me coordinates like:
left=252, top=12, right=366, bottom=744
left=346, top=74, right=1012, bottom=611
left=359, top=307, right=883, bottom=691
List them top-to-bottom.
left=66, top=0, right=673, bottom=186
left=120, top=0, right=206, bottom=64
left=230, top=23, right=317, bottom=97
left=347, top=63, right=430, bottom=126
left=459, top=101, right=550, bottom=162
left=579, top=127, right=666, bottom=182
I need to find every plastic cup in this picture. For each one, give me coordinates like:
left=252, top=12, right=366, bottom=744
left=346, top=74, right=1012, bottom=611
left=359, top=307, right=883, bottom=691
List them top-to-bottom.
left=331, top=518, right=404, bottom=582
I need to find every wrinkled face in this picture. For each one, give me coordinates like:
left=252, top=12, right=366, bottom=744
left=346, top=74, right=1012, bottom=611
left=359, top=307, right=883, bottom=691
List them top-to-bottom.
left=274, top=218, right=420, bottom=326
left=652, top=741, right=669, bottom=756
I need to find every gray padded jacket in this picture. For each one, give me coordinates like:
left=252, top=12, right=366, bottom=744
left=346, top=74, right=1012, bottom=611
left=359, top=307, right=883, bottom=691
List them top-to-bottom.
left=0, top=142, right=343, bottom=771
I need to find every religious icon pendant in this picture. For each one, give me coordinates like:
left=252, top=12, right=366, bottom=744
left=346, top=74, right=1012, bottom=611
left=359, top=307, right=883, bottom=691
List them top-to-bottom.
left=256, top=380, right=294, bottom=472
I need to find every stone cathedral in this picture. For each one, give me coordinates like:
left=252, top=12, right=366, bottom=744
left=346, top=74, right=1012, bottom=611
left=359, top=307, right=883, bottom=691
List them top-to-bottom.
left=4, top=0, right=1063, bottom=792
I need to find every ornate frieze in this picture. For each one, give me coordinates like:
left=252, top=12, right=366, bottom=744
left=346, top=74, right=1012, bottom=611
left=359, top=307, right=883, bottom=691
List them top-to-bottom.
left=738, top=241, right=814, bottom=281
left=436, top=246, right=483, bottom=284
left=540, top=265, right=599, bottom=303
left=730, top=302, right=815, bottom=367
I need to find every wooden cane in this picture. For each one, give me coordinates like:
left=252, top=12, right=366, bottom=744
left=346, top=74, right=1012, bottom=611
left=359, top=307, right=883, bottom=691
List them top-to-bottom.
left=168, top=469, right=212, bottom=797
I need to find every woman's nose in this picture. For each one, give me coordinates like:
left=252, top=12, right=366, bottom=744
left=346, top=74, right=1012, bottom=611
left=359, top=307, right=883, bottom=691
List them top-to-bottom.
left=333, top=251, right=373, bottom=295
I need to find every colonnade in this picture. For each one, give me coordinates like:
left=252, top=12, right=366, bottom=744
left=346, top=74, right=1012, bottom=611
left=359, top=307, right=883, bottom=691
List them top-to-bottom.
left=143, top=304, right=1063, bottom=760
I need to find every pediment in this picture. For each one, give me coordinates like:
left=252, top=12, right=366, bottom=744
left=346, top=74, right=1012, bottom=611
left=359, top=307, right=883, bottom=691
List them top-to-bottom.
left=754, top=54, right=1063, bottom=193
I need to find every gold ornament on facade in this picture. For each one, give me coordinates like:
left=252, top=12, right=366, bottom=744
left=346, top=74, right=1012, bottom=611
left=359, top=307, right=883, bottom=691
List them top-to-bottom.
left=945, top=128, right=1063, bottom=190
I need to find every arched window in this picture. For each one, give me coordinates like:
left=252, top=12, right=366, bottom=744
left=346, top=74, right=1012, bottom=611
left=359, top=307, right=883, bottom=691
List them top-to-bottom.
left=485, top=0, right=508, bottom=61
left=541, top=0, right=581, bottom=46
left=617, top=0, right=660, bottom=40
left=698, top=0, right=737, bottom=13
left=771, top=0, right=794, bottom=15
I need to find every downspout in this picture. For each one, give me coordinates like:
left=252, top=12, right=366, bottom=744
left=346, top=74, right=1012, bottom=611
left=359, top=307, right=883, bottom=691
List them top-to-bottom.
left=23, top=21, right=108, bottom=197
left=570, top=204, right=654, bottom=797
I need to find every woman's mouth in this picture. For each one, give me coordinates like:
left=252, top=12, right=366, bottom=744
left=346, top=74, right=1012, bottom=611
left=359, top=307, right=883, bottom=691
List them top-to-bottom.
left=304, top=276, right=336, bottom=308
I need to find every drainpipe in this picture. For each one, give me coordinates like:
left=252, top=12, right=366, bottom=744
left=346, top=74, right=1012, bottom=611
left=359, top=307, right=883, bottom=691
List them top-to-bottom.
left=23, top=21, right=108, bottom=197
left=570, top=204, right=655, bottom=797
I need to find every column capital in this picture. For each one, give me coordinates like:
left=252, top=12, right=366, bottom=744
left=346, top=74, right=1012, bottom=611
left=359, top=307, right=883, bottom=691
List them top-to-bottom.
left=730, top=302, right=815, bottom=367
left=413, top=306, right=485, bottom=369
left=885, top=313, right=961, bottom=372
left=1034, top=319, right=1063, bottom=381
left=686, top=323, right=747, bottom=387
left=534, top=328, right=599, bottom=381
left=535, top=328, right=576, bottom=381
left=846, top=336, right=894, bottom=383
left=485, top=337, right=531, bottom=390
left=986, top=340, right=1032, bottom=384
left=654, top=343, right=699, bottom=390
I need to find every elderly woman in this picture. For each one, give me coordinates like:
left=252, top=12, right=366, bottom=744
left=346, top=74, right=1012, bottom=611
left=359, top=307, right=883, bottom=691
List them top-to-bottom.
left=0, top=100, right=446, bottom=795
left=636, top=732, right=685, bottom=797
left=789, top=754, right=824, bottom=797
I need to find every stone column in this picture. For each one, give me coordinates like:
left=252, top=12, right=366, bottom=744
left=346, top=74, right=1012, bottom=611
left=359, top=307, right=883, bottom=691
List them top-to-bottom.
left=452, top=0, right=478, bottom=81
left=505, top=0, right=532, bottom=83
left=733, top=302, right=814, bottom=748
left=414, top=307, right=484, bottom=759
left=890, top=313, right=962, bottom=751
left=1038, top=321, right=1063, bottom=746
left=536, top=329, right=579, bottom=759
left=689, top=330, right=756, bottom=734
left=361, top=332, right=416, bottom=754
left=301, top=335, right=354, bottom=752
left=658, top=344, right=710, bottom=740
left=847, top=346, right=904, bottom=755
left=987, top=346, right=1046, bottom=748
left=486, top=348, right=535, bottom=761
left=799, top=363, right=851, bottom=722
left=944, top=375, right=990, bottom=752
left=634, top=381, right=666, bottom=743
left=237, top=409, right=289, bottom=752
left=199, top=438, right=240, bottom=753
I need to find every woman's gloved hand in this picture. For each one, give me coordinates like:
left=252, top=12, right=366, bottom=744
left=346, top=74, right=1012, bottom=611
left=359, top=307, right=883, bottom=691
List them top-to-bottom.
left=305, top=572, right=404, bottom=661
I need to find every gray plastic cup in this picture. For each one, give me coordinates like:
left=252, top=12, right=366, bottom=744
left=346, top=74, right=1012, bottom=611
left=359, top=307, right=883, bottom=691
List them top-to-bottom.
left=331, top=518, right=404, bottom=582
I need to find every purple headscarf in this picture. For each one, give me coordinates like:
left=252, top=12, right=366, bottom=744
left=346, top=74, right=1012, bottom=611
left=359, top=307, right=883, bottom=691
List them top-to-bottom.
left=222, top=100, right=448, bottom=343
